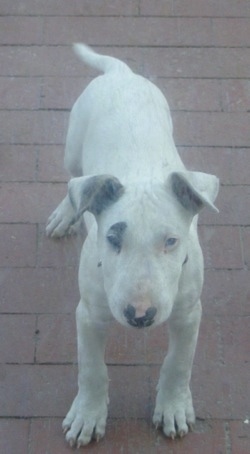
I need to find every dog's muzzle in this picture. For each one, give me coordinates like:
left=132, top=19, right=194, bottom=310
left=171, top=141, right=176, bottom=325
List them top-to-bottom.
left=124, top=304, right=157, bottom=328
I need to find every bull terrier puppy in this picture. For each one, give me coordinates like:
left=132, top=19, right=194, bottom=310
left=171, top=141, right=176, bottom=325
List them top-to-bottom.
left=46, top=44, right=219, bottom=448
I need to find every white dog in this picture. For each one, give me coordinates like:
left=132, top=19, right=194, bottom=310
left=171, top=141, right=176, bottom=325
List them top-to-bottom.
left=46, top=44, right=219, bottom=448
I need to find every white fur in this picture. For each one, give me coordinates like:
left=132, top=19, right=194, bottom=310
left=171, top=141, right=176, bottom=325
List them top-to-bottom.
left=46, top=44, right=219, bottom=447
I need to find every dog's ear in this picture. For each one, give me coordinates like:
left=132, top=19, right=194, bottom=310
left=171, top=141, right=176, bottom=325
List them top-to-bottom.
left=170, top=171, right=219, bottom=215
left=68, top=175, right=124, bottom=218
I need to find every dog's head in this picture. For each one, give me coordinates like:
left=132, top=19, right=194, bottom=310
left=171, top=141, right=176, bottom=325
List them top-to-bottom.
left=69, top=171, right=219, bottom=328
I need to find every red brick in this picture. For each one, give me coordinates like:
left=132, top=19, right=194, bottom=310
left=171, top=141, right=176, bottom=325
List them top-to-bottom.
left=0, top=0, right=138, bottom=16
left=140, top=0, right=174, bottom=16
left=141, top=0, right=250, bottom=17
left=0, top=17, right=43, bottom=45
left=42, top=17, right=239, bottom=47
left=43, top=17, right=179, bottom=47
left=177, top=18, right=214, bottom=46
left=212, top=18, right=250, bottom=47
left=0, top=46, right=87, bottom=78
left=0, top=46, right=70, bottom=77
left=1, top=46, right=250, bottom=79
left=144, top=47, right=250, bottom=79
left=0, top=77, right=40, bottom=110
left=40, top=77, right=88, bottom=110
left=166, top=78, right=250, bottom=114
left=158, top=79, right=222, bottom=112
left=221, top=80, right=250, bottom=112
left=0, top=110, right=68, bottom=145
left=173, top=112, right=250, bottom=147
left=0, top=145, right=37, bottom=182
left=37, top=146, right=68, bottom=182
left=179, top=148, right=250, bottom=186
left=0, top=182, right=66, bottom=223
left=200, top=186, right=250, bottom=226
left=37, top=223, right=84, bottom=267
left=0, top=224, right=37, bottom=267
left=199, top=226, right=244, bottom=269
left=242, top=227, right=250, bottom=267
left=0, top=267, right=79, bottom=314
left=202, top=270, right=250, bottom=316
left=36, top=314, right=77, bottom=363
left=0, top=315, right=36, bottom=363
left=194, top=317, right=220, bottom=367
left=220, top=317, right=250, bottom=366
left=106, top=321, right=168, bottom=365
left=0, top=364, right=77, bottom=417
left=0, top=364, right=146, bottom=419
left=109, top=365, right=151, bottom=419
left=192, top=365, right=249, bottom=419
left=29, top=418, right=226, bottom=454
left=29, top=418, right=77, bottom=454
left=0, top=419, right=29, bottom=454
left=229, top=421, right=250, bottom=454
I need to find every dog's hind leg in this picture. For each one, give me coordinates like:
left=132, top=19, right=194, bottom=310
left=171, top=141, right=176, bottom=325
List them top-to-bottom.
left=46, top=101, right=87, bottom=238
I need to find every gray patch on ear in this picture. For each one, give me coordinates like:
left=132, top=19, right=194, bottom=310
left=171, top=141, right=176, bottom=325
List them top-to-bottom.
left=172, top=174, right=203, bottom=214
left=80, top=175, right=124, bottom=215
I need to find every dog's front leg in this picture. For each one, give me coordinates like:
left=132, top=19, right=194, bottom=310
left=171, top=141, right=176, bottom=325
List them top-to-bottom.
left=153, top=300, right=202, bottom=439
left=63, top=301, right=110, bottom=448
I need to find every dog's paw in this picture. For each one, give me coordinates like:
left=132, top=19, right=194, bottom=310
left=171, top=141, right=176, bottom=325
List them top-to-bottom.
left=46, top=196, right=76, bottom=238
left=153, top=387, right=195, bottom=439
left=62, top=394, right=108, bottom=448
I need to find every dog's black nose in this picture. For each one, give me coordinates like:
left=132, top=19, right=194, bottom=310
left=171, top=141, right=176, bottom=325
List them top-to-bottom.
left=124, top=304, right=157, bottom=328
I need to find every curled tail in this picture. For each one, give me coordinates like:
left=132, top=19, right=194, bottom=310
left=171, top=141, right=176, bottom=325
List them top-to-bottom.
left=73, top=43, right=132, bottom=74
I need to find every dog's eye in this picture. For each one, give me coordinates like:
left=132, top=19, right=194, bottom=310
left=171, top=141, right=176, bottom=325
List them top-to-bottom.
left=106, top=221, right=127, bottom=254
left=107, top=233, right=122, bottom=253
left=164, top=237, right=178, bottom=250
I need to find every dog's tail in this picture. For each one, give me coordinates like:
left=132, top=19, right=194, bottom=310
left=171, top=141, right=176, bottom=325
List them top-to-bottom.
left=73, top=43, right=132, bottom=74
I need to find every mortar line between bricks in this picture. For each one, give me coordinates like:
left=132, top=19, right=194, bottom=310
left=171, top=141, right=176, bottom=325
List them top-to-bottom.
left=137, top=0, right=141, bottom=16
left=1, top=14, right=250, bottom=19
left=1, top=43, right=250, bottom=49
left=1, top=43, right=250, bottom=50
left=2, top=75, right=250, bottom=81
left=4, top=107, right=250, bottom=114
left=2, top=141, right=250, bottom=150
left=4, top=144, right=249, bottom=150
left=2, top=180, right=250, bottom=188
left=35, top=223, right=39, bottom=268
left=239, top=226, right=248, bottom=270
left=0, top=264, right=247, bottom=271
left=0, top=312, right=246, bottom=319
left=33, top=315, right=40, bottom=364
left=215, top=317, right=225, bottom=365
left=0, top=415, right=246, bottom=422
left=27, top=418, right=32, bottom=454
left=224, top=421, right=232, bottom=454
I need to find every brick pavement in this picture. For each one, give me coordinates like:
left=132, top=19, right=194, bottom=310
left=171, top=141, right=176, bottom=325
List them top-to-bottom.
left=0, top=1, right=249, bottom=453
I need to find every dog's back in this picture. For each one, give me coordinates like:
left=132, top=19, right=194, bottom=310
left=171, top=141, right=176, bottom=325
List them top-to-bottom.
left=66, top=44, right=184, bottom=182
